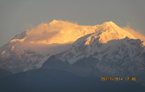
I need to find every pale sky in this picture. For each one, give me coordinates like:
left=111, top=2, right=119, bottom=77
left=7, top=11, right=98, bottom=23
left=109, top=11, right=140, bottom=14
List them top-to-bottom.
left=0, top=0, right=145, bottom=47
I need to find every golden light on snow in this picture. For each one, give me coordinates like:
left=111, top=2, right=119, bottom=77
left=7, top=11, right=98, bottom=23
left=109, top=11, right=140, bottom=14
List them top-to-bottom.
left=4, top=20, right=145, bottom=55
left=17, top=20, right=145, bottom=47
left=25, top=20, right=95, bottom=45
left=85, top=21, right=137, bottom=45
left=122, top=25, right=145, bottom=46
left=10, top=38, right=25, bottom=43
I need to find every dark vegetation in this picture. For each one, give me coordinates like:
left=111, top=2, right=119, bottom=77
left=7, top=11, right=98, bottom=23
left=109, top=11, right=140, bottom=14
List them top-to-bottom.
left=0, top=68, right=145, bottom=92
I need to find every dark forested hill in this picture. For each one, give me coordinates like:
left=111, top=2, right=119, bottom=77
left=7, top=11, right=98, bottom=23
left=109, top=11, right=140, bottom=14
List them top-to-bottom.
left=0, top=68, right=145, bottom=92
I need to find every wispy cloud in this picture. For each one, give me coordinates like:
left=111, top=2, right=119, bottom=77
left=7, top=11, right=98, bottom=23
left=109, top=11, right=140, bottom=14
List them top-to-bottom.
left=23, top=20, right=94, bottom=45
left=122, top=24, right=145, bottom=42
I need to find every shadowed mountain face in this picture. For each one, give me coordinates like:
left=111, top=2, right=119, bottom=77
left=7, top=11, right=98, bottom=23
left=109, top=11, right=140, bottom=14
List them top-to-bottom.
left=41, top=54, right=145, bottom=87
left=41, top=55, right=103, bottom=77
left=42, top=55, right=70, bottom=69
left=0, top=68, right=145, bottom=92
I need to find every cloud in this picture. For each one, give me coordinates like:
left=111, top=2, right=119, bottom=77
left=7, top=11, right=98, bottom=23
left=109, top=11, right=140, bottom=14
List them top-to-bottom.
left=23, top=20, right=95, bottom=45
left=122, top=24, right=145, bottom=43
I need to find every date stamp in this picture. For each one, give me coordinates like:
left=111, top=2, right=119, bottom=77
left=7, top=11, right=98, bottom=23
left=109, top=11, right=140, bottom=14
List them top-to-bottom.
left=101, top=77, right=136, bottom=81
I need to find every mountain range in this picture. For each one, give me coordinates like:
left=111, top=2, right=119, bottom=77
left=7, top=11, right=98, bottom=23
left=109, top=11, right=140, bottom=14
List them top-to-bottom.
left=0, top=20, right=145, bottom=91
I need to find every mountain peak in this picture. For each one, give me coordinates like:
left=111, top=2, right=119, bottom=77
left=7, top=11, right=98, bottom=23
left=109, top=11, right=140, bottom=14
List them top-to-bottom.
left=49, top=20, right=63, bottom=25
left=84, top=21, right=136, bottom=44
left=101, top=21, right=118, bottom=28
left=104, top=21, right=114, bottom=24
left=106, top=21, right=115, bottom=23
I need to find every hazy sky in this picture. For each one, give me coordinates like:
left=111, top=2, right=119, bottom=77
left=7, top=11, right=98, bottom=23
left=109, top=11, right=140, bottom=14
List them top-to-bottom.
left=0, top=0, right=145, bottom=47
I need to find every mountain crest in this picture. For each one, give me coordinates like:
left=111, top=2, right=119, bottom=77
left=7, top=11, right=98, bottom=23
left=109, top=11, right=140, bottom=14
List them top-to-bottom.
left=49, top=20, right=60, bottom=25
left=102, top=21, right=117, bottom=26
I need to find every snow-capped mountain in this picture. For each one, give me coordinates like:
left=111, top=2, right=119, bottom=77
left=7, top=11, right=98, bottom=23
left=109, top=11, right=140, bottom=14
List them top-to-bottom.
left=0, top=20, right=145, bottom=75
left=0, top=20, right=100, bottom=73
left=55, top=21, right=145, bottom=85
left=58, top=21, right=143, bottom=64
left=57, top=36, right=145, bottom=75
